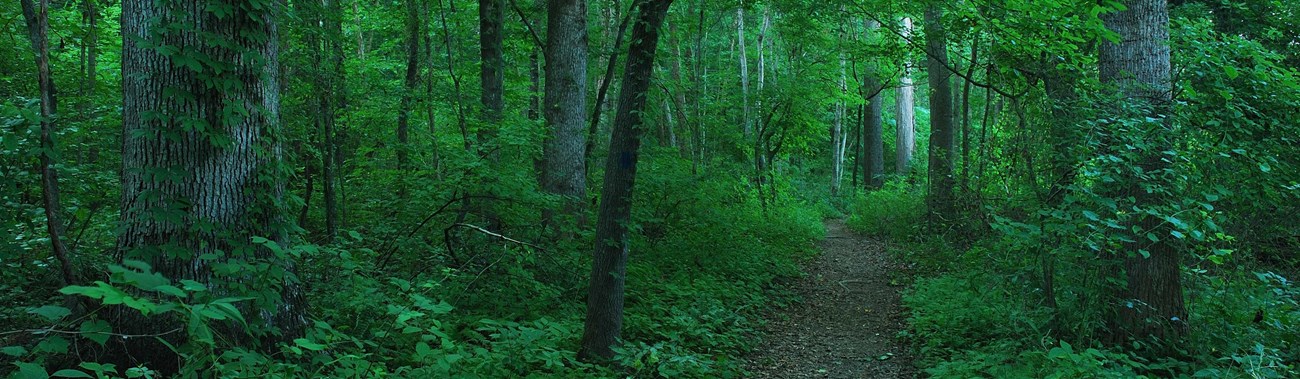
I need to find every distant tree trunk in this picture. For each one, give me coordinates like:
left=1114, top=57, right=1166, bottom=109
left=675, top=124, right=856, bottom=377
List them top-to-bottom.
left=22, top=0, right=74, bottom=288
left=81, top=0, right=99, bottom=95
left=118, top=0, right=303, bottom=372
left=323, top=0, right=346, bottom=240
left=397, top=0, right=422, bottom=170
left=480, top=0, right=505, bottom=129
left=542, top=0, right=589, bottom=224
left=579, top=0, right=673, bottom=361
left=1098, top=0, right=1185, bottom=344
left=584, top=4, right=633, bottom=175
left=737, top=6, right=751, bottom=138
left=754, top=7, right=771, bottom=209
left=924, top=7, right=955, bottom=218
left=895, top=17, right=915, bottom=175
left=864, top=20, right=885, bottom=189
left=960, top=36, right=977, bottom=191
left=529, top=47, right=541, bottom=121
left=831, top=50, right=847, bottom=196
left=864, top=79, right=885, bottom=189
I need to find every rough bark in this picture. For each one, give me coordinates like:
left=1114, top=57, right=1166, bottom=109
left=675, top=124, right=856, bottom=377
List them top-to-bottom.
left=118, top=0, right=302, bottom=372
left=480, top=0, right=505, bottom=127
left=542, top=0, right=589, bottom=221
left=579, top=0, right=673, bottom=361
left=1099, top=0, right=1186, bottom=344
left=924, top=7, right=955, bottom=219
left=895, top=17, right=915, bottom=175
left=864, top=20, right=884, bottom=189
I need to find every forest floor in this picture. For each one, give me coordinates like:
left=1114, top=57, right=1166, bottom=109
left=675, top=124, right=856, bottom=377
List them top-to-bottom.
left=746, top=219, right=915, bottom=378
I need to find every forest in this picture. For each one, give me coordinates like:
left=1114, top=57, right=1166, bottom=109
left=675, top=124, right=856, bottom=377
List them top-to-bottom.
left=1, top=0, right=1298, bottom=377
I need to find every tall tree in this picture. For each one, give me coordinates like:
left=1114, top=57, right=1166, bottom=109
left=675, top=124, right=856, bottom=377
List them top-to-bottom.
left=21, top=0, right=74, bottom=287
left=117, top=0, right=303, bottom=371
left=397, top=0, right=423, bottom=170
left=480, top=0, right=505, bottom=128
left=541, top=0, right=589, bottom=223
left=579, top=0, right=674, bottom=361
left=1098, top=0, right=1186, bottom=343
left=737, top=5, right=751, bottom=137
left=924, top=6, right=955, bottom=218
left=895, top=17, right=916, bottom=175
left=863, top=19, right=885, bottom=189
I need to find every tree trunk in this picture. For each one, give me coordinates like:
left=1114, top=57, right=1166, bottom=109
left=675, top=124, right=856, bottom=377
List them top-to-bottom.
left=23, top=0, right=74, bottom=288
left=82, top=0, right=99, bottom=95
left=118, top=0, right=303, bottom=372
left=398, top=0, right=422, bottom=170
left=480, top=0, right=505, bottom=128
left=542, top=0, right=589, bottom=223
left=579, top=0, right=673, bottom=361
left=1099, top=0, right=1185, bottom=344
left=584, top=4, right=633, bottom=175
left=737, top=6, right=750, bottom=138
left=924, top=6, right=955, bottom=219
left=895, top=17, right=915, bottom=175
left=864, top=20, right=885, bottom=189
left=831, top=50, right=846, bottom=196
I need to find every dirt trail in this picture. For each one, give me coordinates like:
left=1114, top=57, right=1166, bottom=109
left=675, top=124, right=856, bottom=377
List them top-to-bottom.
left=747, top=219, right=914, bottom=378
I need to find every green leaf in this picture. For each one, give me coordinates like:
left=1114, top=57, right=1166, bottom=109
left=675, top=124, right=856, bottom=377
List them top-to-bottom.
left=1224, top=65, right=1239, bottom=79
left=1259, top=162, right=1272, bottom=172
left=1082, top=210, right=1099, bottom=221
left=1170, top=230, right=1186, bottom=239
left=153, top=284, right=186, bottom=298
left=28, top=305, right=71, bottom=321
left=79, top=320, right=111, bottom=346
left=35, top=336, right=69, bottom=354
left=294, top=338, right=326, bottom=351
left=1, top=346, right=28, bottom=357
left=13, top=362, right=49, bottom=379
left=51, top=369, right=93, bottom=378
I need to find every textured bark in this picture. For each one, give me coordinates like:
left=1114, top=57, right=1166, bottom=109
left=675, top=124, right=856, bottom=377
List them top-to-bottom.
left=23, top=0, right=74, bottom=288
left=118, top=0, right=302, bottom=371
left=542, top=0, right=589, bottom=219
left=579, top=0, right=673, bottom=361
left=1099, top=0, right=1186, bottom=343
left=924, top=7, right=955, bottom=218
left=895, top=17, right=915, bottom=175
left=864, top=20, right=885, bottom=189
left=865, top=77, right=885, bottom=189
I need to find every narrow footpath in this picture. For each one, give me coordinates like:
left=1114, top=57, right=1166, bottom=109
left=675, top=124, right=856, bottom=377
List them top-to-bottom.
left=747, top=219, right=915, bottom=378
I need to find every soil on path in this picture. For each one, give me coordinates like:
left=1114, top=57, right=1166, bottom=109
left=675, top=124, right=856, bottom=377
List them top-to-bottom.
left=747, top=219, right=915, bottom=379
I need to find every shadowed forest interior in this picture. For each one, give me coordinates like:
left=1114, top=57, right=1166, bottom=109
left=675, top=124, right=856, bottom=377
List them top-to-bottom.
left=2, top=0, right=1299, bottom=377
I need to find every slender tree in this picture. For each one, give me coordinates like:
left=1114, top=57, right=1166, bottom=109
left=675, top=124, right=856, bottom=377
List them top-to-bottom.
left=21, top=0, right=74, bottom=287
left=580, top=0, right=674, bottom=361
left=895, top=17, right=915, bottom=175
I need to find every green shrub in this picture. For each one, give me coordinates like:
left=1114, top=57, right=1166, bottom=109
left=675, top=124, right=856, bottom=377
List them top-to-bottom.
left=845, top=180, right=925, bottom=241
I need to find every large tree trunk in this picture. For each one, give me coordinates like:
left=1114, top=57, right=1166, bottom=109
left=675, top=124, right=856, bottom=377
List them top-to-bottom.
left=22, top=0, right=74, bottom=288
left=118, top=0, right=302, bottom=372
left=323, top=0, right=347, bottom=241
left=541, top=0, right=589, bottom=223
left=579, top=0, right=673, bottom=362
left=1098, top=0, right=1185, bottom=344
left=924, top=7, right=955, bottom=218
left=895, top=17, right=915, bottom=175
left=863, top=20, right=885, bottom=189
